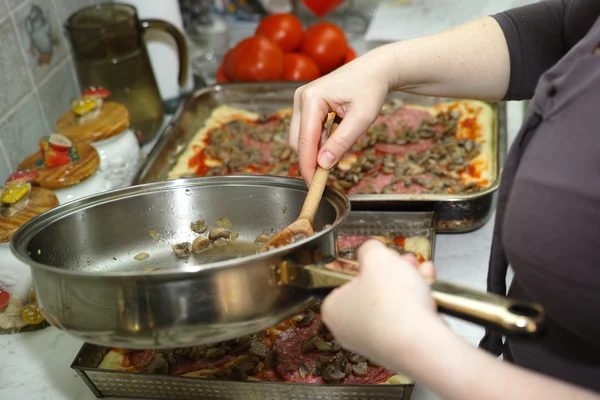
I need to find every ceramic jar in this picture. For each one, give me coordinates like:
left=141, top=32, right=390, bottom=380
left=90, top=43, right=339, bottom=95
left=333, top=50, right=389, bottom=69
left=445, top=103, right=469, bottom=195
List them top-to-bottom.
left=56, top=95, right=142, bottom=190
left=0, top=178, right=59, bottom=333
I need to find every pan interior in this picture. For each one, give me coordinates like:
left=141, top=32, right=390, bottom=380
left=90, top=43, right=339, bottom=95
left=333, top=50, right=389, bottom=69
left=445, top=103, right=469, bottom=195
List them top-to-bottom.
left=25, top=181, right=342, bottom=274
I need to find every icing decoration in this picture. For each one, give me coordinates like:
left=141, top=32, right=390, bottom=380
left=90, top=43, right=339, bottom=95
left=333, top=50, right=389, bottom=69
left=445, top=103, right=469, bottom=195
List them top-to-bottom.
left=70, top=86, right=111, bottom=124
left=81, top=86, right=111, bottom=99
left=72, top=96, right=100, bottom=116
left=36, top=133, right=80, bottom=168
left=6, top=170, right=38, bottom=183
left=0, top=171, right=34, bottom=217
left=1, top=182, right=30, bottom=205
left=0, top=291, right=9, bottom=308
left=21, top=304, right=44, bottom=325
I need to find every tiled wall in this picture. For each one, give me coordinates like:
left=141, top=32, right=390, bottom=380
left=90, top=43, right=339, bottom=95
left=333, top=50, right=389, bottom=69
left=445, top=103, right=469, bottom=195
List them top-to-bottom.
left=0, top=0, right=111, bottom=182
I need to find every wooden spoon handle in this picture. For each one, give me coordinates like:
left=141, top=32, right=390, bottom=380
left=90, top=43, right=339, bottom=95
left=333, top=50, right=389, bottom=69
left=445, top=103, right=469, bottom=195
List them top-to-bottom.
left=298, top=114, right=342, bottom=222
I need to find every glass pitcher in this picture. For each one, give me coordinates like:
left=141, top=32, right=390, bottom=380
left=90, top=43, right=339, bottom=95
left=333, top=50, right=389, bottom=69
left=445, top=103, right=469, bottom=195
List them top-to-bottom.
left=65, top=3, right=189, bottom=145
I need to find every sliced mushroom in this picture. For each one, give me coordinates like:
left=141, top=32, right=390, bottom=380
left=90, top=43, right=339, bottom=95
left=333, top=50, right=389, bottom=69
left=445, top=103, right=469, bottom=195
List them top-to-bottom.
left=190, top=220, right=207, bottom=233
left=209, top=227, right=231, bottom=241
left=254, top=233, right=271, bottom=243
left=192, top=237, right=210, bottom=253
left=213, top=237, right=229, bottom=247
left=172, top=242, right=191, bottom=257
left=297, top=309, right=315, bottom=327
left=301, top=335, right=318, bottom=353
left=314, top=338, right=338, bottom=352
left=249, top=341, right=269, bottom=359
left=188, top=347, right=204, bottom=361
left=205, top=347, right=226, bottom=360
left=264, top=350, right=280, bottom=369
left=146, top=353, right=169, bottom=375
left=232, top=355, right=260, bottom=375
left=352, top=361, right=368, bottom=377
left=298, top=363, right=310, bottom=379
left=227, top=365, right=248, bottom=381
left=322, top=365, right=346, bottom=383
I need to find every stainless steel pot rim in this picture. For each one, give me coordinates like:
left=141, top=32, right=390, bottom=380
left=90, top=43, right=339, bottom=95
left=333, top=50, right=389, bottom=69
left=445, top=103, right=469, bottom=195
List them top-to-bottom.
left=10, top=175, right=350, bottom=278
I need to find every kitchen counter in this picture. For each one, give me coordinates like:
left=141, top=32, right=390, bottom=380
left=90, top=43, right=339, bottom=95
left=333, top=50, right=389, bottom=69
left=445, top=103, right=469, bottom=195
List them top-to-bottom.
left=0, top=101, right=523, bottom=400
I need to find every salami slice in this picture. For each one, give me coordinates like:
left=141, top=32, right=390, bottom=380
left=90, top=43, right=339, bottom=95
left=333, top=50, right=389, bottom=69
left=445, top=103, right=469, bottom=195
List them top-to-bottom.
left=374, top=108, right=431, bottom=134
left=337, top=236, right=373, bottom=251
left=273, top=313, right=396, bottom=384
left=274, top=314, right=325, bottom=383
left=130, top=350, right=157, bottom=371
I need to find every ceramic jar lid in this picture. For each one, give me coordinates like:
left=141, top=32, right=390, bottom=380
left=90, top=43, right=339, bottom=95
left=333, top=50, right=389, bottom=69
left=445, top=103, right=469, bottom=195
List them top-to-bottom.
left=55, top=87, right=130, bottom=144
left=17, top=134, right=100, bottom=190
left=0, top=172, right=59, bottom=243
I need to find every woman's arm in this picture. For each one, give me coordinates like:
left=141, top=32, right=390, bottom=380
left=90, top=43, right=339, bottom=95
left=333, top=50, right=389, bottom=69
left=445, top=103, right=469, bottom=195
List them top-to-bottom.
left=379, top=16, right=511, bottom=102
left=321, top=241, right=600, bottom=400
left=404, top=319, right=600, bottom=400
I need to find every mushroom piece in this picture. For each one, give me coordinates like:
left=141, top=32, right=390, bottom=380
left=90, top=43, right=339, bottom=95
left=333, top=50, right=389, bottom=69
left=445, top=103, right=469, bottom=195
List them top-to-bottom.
left=190, top=220, right=208, bottom=234
left=209, top=227, right=231, bottom=241
left=254, top=233, right=271, bottom=243
left=192, top=237, right=210, bottom=253
left=213, top=237, right=229, bottom=247
left=172, top=242, right=191, bottom=257
left=296, top=309, right=315, bottom=327
left=302, top=335, right=318, bottom=353
left=249, top=341, right=269, bottom=359
left=205, top=347, right=226, bottom=360
left=264, top=350, right=280, bottom=369
left=146, top=353, right=169, bottom=375
left=232, top=355, right=260, bottom=375
left=351, top=361, right=368, bottom=377
left=298, top=363, right=310, bottom=379
left=227, top=365, right=248, bottom=381
left=322, top=365, right=346, bottom=383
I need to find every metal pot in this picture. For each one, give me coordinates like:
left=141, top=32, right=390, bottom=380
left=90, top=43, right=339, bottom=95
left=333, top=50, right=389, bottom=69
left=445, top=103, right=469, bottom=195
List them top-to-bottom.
left=10, top=176, right=545, bottom=349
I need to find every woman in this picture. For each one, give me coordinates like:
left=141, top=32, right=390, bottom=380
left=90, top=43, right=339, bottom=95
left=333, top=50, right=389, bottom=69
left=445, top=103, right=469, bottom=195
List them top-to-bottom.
left=288, top=0, right=600, bottom=397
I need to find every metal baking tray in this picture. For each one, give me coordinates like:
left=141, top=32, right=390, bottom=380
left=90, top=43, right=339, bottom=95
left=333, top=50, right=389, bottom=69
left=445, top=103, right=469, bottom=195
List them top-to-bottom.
left=133, top=82, right=506, bottom=233
left=71, top=211, right=435, bottom=400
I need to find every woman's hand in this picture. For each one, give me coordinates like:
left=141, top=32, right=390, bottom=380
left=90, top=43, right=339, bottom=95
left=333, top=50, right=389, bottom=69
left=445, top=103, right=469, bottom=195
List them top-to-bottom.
left=288, top=17, right=510, bottom=184
left=288, top=53, right=391, bottom=183
left=321, top=240, right=445, bottom=372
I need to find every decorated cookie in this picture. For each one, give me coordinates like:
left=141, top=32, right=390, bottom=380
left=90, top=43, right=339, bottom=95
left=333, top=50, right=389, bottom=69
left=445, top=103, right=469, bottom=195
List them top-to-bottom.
left=18, top=134, right=101, bottom=190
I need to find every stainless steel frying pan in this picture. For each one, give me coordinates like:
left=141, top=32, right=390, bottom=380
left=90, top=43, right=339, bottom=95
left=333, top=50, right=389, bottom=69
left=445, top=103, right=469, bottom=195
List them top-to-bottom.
left=10, top=176, right=545, bottom=349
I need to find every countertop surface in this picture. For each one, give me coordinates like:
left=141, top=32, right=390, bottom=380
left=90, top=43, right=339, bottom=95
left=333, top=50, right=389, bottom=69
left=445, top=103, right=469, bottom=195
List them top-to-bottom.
left=0, top=1, right=527, bottom=398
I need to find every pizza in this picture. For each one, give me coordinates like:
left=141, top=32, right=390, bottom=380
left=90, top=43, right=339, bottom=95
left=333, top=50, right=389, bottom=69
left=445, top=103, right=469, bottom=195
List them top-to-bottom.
left=169, top=99, right=495, bottom=195
left=97, top=233, right=429, bottom=385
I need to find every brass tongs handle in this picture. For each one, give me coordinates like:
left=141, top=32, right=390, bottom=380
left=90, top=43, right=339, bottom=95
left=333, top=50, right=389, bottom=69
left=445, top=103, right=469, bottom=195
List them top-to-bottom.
left=279, top=263, right=546, bottom=338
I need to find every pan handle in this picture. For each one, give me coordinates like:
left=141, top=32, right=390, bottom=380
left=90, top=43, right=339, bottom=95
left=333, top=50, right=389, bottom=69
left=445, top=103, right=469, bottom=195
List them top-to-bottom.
left=278, top=262, right=546, bottom=339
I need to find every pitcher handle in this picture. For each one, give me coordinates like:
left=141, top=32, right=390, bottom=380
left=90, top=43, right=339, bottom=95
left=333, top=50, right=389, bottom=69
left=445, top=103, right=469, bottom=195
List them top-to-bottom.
left=141, top=19, right=189, bottom=87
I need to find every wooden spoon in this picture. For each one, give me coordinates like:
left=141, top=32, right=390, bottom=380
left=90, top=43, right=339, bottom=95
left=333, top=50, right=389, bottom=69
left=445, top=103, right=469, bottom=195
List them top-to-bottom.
left=261, top=113, right=342, bottom=252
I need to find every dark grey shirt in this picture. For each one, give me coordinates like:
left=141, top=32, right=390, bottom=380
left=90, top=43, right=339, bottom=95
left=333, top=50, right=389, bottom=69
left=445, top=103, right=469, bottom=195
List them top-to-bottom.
left=482, top=0, right=600, bottom=392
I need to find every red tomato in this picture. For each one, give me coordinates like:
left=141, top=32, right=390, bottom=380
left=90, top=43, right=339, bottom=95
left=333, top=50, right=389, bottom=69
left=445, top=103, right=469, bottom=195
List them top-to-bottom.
left=301, top=0, right=345, bottom=18
left=256, top=13, right=304, bottom=53
left=300, top=22, right=347, bottom=75
left=230, top=36, right=284, bottom=82
left=344, top=47, right=357, bottom=64
left=222, top=48, right=237, bottom=80
left=281, top=53, right=320, bottom=81
left=216, top=64, right=229, bottom=84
